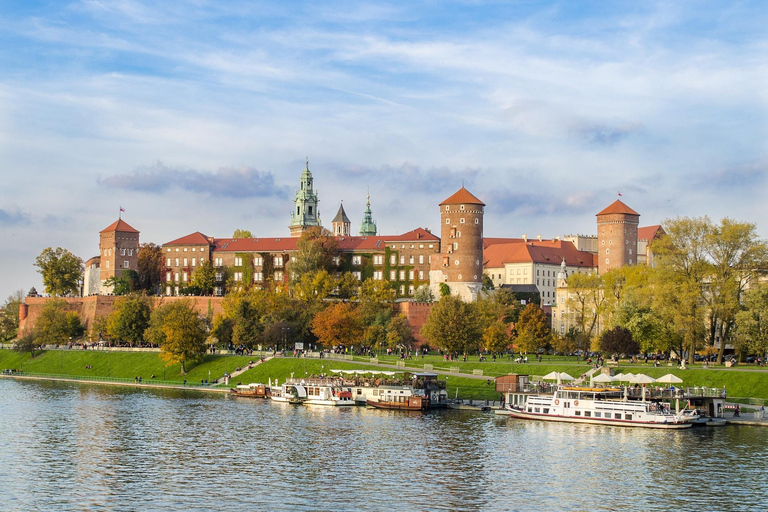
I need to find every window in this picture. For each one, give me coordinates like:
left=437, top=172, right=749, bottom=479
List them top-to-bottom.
left=445, top=205, right=449, bottom=211
left=446, top=218, right=450, bottom=224
left=460, top=218, right=465, bottom=224
left=453, top=242, right=458, bottom=251
left=429, top=244, right=434, bottom=248
left=120, top=248, right=126, bottom=256
left=167, top=248, right=171, bottom=253
left=175, top=248, right=179, bottom=252
left=192, top=248, right=196, bottom=252
left=606, top=248, right=610, bottom=254
left=352, top=255, right=362, bottom=266
left=373, top=255, right=383, bottom=265
left=390, top=255, right=397, bottom=265
left=399, top=255, right=405, bottom=265
left=409, top=255, right=414, bottom=264
left=419, top=255, right=424, bottom=264
left=274, top=256, right=283, bottom=266
left=332, top=256, right=340, bottom=266
left=234, top=257, right=243, bottom=266
left=253, top=257, right=263, bottom=266
left=166, top=258, right=171, bottom=266
left=175, top=258, right=179, bottom=266
left=183, top=258, right=188, bottom=266
left=192, top=258, right=196, bottom=267
left=214, top=258, right=223, bottom=267
left=606, top=258, right=610, bottom=264
left=106, top=261, right=110, bottom=269
left=123, top=261, right=129, bottom=268
left=389, top=270, right=396, bottom=280
left=399, top=270, right=405, bottom=280
left=408, top=270, right=414, bottom=280
left=419, top=270, right=424, bottom=280
left=274, top=271, right=284, bottom=281
left=353, top=271, right=362, bottom=280
left=373, top=271, right=383, bottom=280
left=166, top=272, right=171, bottom=282
left=174, top=272, right=180, bottom=282
left=182, top=272, right=188, bottom=282
left=215, top=272, right=222, bottom=281
left=233, top=272, right=242, bottom=282
left=399, top=285, right=405, bottom=295
left=409, top=285, right=415, bottom=295
left=165, top=286, right=171, bottom=295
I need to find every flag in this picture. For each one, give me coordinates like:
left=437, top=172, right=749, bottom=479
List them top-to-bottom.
left=618, top=192, right=622, bottom=197
left=119, top=206, right=125, bottom=212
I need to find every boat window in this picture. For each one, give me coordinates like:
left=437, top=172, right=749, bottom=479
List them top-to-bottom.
left=527, top=407, right=533, bottom=412
left=534, top=407, right=540, bottom=413
left=543, top=408, right=550, bottom=414
left=575, top=411, right=581, bottom=416
left=584, top=411, right=591, bottom=417
left=595, top=412, right=601, bottom=418
left=615, top=413, right=622, bottom=419
left=625, top=414, right=632, bottom=420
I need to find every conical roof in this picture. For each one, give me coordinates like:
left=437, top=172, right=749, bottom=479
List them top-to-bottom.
left=439, top=187, right=485, bottom=206
left=596, top=200, right=639, bottom=216
left=333, top=203, right=350, bottom=223
left=100, top=219, right=139, bottom=233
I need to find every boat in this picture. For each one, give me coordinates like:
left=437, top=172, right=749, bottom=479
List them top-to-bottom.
left=336, top=370, right=448, bottom=408
left=300, top=378, right=355, bottom=407
left=230, top=383, right=270, bottom=398
left=269, top=383, right=307, bottom=405
left=502, top=385, right=694, bottom=429
left=366, top=393, right=430, bottom=411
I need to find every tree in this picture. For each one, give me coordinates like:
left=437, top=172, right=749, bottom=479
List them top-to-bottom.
left=289, top=227, right=339, bottom=280
left=232, top=229, right=253, bottom=238
left=137, top=243, right=163, bottom=293
left=34, top=247, right=83, bottom=296
left=191, top=260, right=216, bottom=295
left=103, top=270, right=139, bottom=295
left=565, top=272, right=605, bottom=339
left=357, top=279, right=394, bottom=325
left=439, top=283, right=451, bottom=297
left=734, top=284, right=768, bottom=360
left=413, top=285, right=433, bottom=303
left=0, top=291, right=24, bottom=341
left=224, top=291, right=268, bottom=348
left=105, top=294, right=153, bottom=345
left=420, top=295, right=482, bottom=356
left=34, top=299, right=84, bottom=345
left=144, top=300, right=206, bottom=374
left=311, top=302, right=364, bottom=349
left=514, top=303, right=551, bottom=354
left=210, top=315, right=234, bottom=348
left=386, top=315, right=414, bottom=351
left=483, top=321, right=510, bottom=354
left=599, top=326, right=639, bottom=356
left=15, top=331, right=40, bottom=357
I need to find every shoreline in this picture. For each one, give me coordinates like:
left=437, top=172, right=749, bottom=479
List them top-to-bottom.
left=0, top=373, right=231, bottom=394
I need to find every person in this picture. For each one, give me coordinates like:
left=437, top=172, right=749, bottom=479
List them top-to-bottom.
left=734, top=404, right=740, bottom=417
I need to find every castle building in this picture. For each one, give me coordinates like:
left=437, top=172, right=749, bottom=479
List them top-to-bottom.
left=289, top=159, right=321, bottom=237
left=429, top=187, right=485, bottom=302
left=596, top=200, right=639, bottom=274
left=332, top=203, right=351, bottom=236
left=97, top=218, right=140, bottom=294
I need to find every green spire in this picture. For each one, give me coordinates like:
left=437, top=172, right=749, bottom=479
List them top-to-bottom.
left=290, top=157, right=321, bottom=236
left=358, top=188, right=377, bottom=236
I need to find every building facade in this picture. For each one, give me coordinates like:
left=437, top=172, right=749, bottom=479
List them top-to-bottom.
left=596, top=200, right=640, bottom=274
left=98, top=219, right=140, bottom=294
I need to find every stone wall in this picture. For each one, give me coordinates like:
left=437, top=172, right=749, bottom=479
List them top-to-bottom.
left=394, top=301, right=434, bottom=348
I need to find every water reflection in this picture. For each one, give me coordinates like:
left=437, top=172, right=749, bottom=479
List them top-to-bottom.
left=0, top=379, right=766, bottom=512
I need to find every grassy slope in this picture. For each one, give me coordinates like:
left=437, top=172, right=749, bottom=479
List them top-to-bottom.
left=2, top=350, right=766, bottom=401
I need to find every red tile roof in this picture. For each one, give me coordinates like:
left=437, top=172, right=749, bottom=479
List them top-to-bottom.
left=439, top=187, right=485, bottom=206
left=596, top=200, right=639, bottom=216
left=100, top=219, right=139, bottom=233
left=638, top=225, right=663, bottom=241
left=165, top=232, right=213, bottom=246
left=484, top=240, right=597, bottom=268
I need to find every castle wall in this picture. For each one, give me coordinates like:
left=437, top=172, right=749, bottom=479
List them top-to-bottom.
left=394, top=301, right=434, bottom=347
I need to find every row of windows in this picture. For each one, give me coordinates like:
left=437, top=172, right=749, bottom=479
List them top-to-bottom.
left=445, top=218, right=479, bottom=225
left=167, top=247, right=204, bottom=252
left=167, top=253, right=432, bottom=269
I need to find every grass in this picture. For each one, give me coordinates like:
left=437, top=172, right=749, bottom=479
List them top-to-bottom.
left=1, top=349, right=766, bottom=402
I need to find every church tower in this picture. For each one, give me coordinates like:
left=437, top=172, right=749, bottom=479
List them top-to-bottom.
left=290, top=158, right=321, bottom=237
left=429, top=187, right=485, bottom=301
left=358, top=190, right=377, bottom=236
left=596, top=199, right=639, bottom=274
left=332, top=203, right=351, bottom=236
left=99, top=217, right=140, bottom=294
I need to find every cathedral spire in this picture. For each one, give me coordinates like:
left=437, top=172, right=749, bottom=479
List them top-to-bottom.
left=290, top=158, right=321, bottom=237
left=358, top=187, right=377, bottom=236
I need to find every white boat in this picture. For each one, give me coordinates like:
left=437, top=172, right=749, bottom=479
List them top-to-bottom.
left=337, top=371, right=448, bottom=408
left=300, top=378, right=355, bottom=407
left=269, top=383, right=307, bottom=405
left=502, top=386, right=694, bottom=429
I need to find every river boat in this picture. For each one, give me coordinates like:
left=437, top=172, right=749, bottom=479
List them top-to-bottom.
left=339, top=371, right=448, bottom=408
left=300, top=378, right=355, bottom=407
left=230, top=383, right=270, bottom=398
left=269, top=383, right=307, bottom=405
left=503, top=385, right=694, bottom=429
left=366, top=393, right=430, bottom=411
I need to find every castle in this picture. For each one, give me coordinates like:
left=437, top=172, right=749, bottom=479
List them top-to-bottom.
left=83, top=160, right=661, bottom=305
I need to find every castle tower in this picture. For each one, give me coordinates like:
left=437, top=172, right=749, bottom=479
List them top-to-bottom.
left=289, top=158, right=321, bottom=237
left=429, top=187, right=485, bottom=301
left=358, top=190, right=377, bottom=236
left=596, top=199, right=639, bottom=274
left=332, top=202, right=351, bottom=236
left=99, top=218, right=140, bottom=293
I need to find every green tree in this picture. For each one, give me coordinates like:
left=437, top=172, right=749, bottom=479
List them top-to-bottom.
left=289, top=227, right=339, bottom=280
left=232, top=229, right=253, bottom=238
left=137, top=243, right=163, bottom=293
left=34, top=247, right=83, bottom=296
left=191, top=260, right=216, bottom=295
left=103, top=270, right=139, bottom=295
left=565, top=272, right=605, bottom=339
left=357, top=279, right=394, bottom=325
left=439, top=283, right=451, bottom=297
left=734, top=284, right=768, bottom=360
left=413, top=285, right=433, bottom=303
left=0, top=291, right=24, bottom=341
left=224, top=291, right=268, bottom=348
left=105, top=294, right=153, bottom=345
left=420, top=295, right=481, bottom=356
left=34, top=300, right=84, bottom=345
left=144, top=300, right=206, bottom=374
left=514, top=303, right=551, bottom=354
left=210, top=315, right=234, bottom=348
left=386, top=315, right=414, bottom=351
left=483, top=321, right=509, bottom=354
left=599, top=326, right=639, bottom=356
left=15, top=331, right=40, bottom=357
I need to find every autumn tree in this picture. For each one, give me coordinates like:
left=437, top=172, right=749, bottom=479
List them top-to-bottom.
left=289, top=227, right=339, bottom=280
left=232, top=229, right=253, bottom=238
left=137, top=243, right=163, bottom=293
left=34, top=247, right=83, bottom=296
left=191, top=260, right=216, bottom=296
left=565, top=272, right=605, bottom=339
left=734, top=284, right=768, bottom=360
left=223, top=290, right=268, bottom=348
left=0, top=291, right=24, bottom=341
left=105, top=294, right=153, bottom=345
left=420, top=295, right=482, bottom=356
left=34, top=299, right=84, bottom=345
left=144, top=300, right=206, bottom=374
left=311, top=302, right=364, bottom=349
left=514, top=303, right=551, bottom=354
left=386, top=315, right=414, bottom=351
left=483, top=321, right=510, bottom=354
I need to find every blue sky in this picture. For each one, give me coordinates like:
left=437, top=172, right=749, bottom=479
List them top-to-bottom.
left=1, top=1, right=767, bottom=299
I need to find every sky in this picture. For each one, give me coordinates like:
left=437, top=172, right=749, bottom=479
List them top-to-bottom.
left=1, top=0, right=767, bottom=299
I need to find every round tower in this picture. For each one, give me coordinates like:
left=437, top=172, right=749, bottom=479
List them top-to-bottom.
left=429, top=187, right=485, bottom=301
left=596, top=199, right=639, bottom=274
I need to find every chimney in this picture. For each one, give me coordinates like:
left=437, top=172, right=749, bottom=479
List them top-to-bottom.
left=522, top=234, right=527, bottom=242
left=537, top=235, right=542, bottom=242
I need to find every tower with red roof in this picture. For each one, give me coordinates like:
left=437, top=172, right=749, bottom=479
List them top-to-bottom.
left=429, top=186, right=485, bottom=301
left=596, top=199, right=639, bottom=274
left=99, top=218, right=140, bottom=293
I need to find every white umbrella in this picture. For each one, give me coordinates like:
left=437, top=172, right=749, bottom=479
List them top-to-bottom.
left=542, top=371, right=560, bottom=381
left=558, top=372, right=575, bottom=381
left=617, top=372, right=635, bottom=382
left=592, top=373, right=614, bottom=384
left=656, top=373, right=683, bottom=384
left=630, top=374, right=656, bottom=384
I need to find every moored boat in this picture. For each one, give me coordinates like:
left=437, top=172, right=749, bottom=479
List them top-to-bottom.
left=230, top=383, right=270, bottom=398
left=269, top=383, right=307, bottom=405
left=503, top=385, right=694, bottom=429
left=366, top=394, right=430, bottom=411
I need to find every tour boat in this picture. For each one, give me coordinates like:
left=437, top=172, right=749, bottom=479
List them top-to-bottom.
left=341, top=371, right=448, bottom=408
left=300, top=378, right=355, bottom=407
left=230, top=383, right=270, bottom=398
left=269, top=383, right=307, bottom=405
left=502, top=386, right=694, bottom=429
left=366, top=392, right=430, bottom=411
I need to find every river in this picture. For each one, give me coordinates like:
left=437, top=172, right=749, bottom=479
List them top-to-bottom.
left=0, top=379, right=765, bottom=512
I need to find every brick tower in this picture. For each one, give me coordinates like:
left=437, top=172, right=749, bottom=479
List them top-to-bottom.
left=429, top=187, right=485, bottom=301
left=596, top=199, right=639, bottom=274
left=332, top=202, right=351, bottom=236
left=99, top=218, right=140, bottom=293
